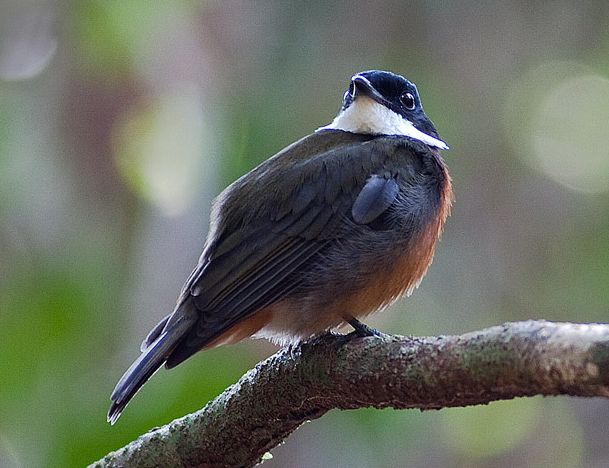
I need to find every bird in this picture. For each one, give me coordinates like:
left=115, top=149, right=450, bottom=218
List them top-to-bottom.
left=108, top=70, right=453, bottom=424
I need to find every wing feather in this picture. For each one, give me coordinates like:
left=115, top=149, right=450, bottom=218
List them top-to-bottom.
left=167, top=132, right=410, bottom=364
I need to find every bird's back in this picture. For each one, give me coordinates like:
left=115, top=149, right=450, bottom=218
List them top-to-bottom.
left=172, top=130, right=452, bottom=351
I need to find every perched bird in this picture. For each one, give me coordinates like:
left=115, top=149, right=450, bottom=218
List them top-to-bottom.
left=108, top=70, right=452, bottom=423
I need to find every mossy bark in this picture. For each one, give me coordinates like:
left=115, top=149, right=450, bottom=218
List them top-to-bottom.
left=92, top=321, right=609, bottom=468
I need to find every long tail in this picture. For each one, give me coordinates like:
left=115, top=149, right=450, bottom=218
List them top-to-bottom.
left=107, top=312, right=196, bottom=424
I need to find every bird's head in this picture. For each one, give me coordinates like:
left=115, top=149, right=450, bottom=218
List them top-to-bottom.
left=319, top=70, right=448, bottom=150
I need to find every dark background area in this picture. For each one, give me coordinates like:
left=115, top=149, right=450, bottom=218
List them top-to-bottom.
left=1, top=1, right=609, bottom=466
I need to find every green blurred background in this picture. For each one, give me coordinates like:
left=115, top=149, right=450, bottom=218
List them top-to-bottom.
left=1, top=1, right=609, bottom=467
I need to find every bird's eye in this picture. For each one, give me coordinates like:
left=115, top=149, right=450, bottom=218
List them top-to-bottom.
left=400, top=92, right=416, bottom=110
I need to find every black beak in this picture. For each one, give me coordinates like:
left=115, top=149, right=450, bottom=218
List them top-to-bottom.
left=350, top=74, right=387, bottom=106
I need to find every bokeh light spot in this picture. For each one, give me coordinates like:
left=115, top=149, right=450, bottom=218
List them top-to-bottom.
left=0, top=5, right=57, bottom=81
left=506, top=63, right=609, bottom=194
left=531, top=74, right=609, bottom=193
left=112, top=86, right=209, bottom=215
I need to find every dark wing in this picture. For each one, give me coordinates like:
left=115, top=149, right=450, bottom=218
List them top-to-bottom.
left=166, top=132, right=399, bottom=367
left=109, top=134, right=426, bottom=422
left=352, top=175, right=399, bottom=225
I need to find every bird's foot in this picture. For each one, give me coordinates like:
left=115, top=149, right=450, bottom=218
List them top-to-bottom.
left=346, top=317, right=385, bottom=338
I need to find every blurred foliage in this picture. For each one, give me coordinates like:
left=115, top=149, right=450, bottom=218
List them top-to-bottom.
left=1, top=1, right=609, bottom=467
left=113, top=88, right=208, bottom=215
left=441, top=399, right=542, bottom=458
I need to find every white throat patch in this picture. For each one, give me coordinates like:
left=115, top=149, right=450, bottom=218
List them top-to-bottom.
left=317, top=96, right=448, bottom=150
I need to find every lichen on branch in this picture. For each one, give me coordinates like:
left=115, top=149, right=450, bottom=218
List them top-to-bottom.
left=91, top=320, right=609, bottom=468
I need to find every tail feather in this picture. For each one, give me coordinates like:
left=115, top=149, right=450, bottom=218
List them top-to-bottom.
left=140, top=313, right=171, bottom=352
left=107, top=314, right=195, bottom=424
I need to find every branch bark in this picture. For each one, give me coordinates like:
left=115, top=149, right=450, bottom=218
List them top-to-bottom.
left=91, top=320, right=609, bottom=468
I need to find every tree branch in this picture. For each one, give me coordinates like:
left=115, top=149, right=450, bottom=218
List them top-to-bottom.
left=91, top=320, right=609, bottom=468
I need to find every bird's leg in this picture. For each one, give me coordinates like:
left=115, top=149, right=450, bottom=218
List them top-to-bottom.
left=347, top=317, right=383, bottom=337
